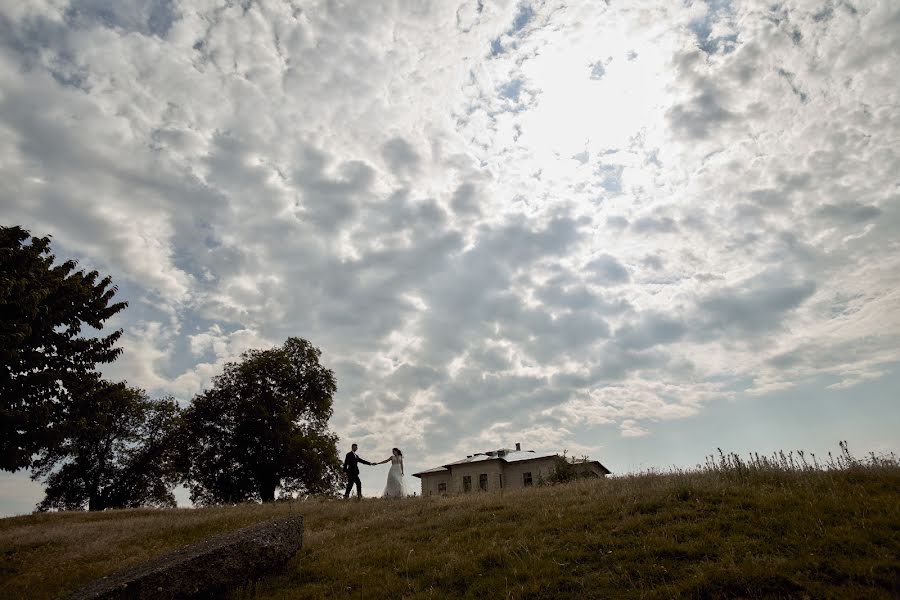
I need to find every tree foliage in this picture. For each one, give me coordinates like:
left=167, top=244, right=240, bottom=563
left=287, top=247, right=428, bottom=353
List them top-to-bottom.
left=1, top=226, right=127, bottom=471
left=181, top=337, right=343, bottom=504
left=32, top=376, right=182, bottom=511
left=541, top=452, right=600, bottom=485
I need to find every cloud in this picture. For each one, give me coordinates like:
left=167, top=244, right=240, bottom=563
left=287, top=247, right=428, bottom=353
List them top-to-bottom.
left=65, top=0, right=178, bottom=37
left=668, top=80, right=735, bottom=139
left=381, top=137, right=421, bottom=176
left=450, top=182, right=482, bottom=217
left=814, top=202, right=881, bottom=225
left=632, top=216, right=678, bottom=235
left=586, top=254, right=630, bottom=285
left=697, top=272, right=816, bottom=335
left=615, top=313, right=686, bottom=351
left=619, top=420, right=651, bottom=438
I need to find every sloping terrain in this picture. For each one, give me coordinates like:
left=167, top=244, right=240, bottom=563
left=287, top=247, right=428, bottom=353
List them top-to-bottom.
left=2, top=463, right=898, bottom=599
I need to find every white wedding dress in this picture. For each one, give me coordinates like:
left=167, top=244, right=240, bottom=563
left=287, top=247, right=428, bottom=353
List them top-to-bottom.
left=383, top=455, right=407, bottom=497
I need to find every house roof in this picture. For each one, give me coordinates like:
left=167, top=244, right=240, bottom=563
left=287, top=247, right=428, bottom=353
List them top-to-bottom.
left=412, top=448, right=613, bottom=478
left=413, top=449, right=564, bottom=478
left=503, top=450, right=559, bottom=463
left=575, top=459, right=612, bottom=475
left=412, top=466, right=450, bottom=476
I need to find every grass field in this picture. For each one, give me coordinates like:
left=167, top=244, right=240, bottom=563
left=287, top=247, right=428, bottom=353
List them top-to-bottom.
left=2, top=447, right=898, bottom=599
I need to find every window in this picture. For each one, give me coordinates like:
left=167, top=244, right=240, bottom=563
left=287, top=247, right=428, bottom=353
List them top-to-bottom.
left=523, top=472, right=533, bottom=487
left=479, top=473, right=488, bottom=491
left=463, top=476, right=472, bottom=492
left=438, top=482, right=446, bottom=494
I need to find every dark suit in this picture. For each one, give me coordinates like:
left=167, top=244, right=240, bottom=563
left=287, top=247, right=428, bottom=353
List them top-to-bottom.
left=343, top=451, right=373, bottom=498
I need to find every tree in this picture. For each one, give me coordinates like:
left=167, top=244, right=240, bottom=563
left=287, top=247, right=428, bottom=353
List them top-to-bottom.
left=1, top=226, right=127, bottom=471
left=181, top=337, right=343, bottom=504
left=31, top=376, right=182, bottom=511
left=541, top=451, right=599, bottom=485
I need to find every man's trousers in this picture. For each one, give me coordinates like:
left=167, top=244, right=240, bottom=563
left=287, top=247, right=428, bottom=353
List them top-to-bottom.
left=344, top=475, right=362, bottom=498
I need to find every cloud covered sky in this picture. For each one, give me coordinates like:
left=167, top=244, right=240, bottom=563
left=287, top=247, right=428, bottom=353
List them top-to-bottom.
left=2, top=0, right=899, bottom=514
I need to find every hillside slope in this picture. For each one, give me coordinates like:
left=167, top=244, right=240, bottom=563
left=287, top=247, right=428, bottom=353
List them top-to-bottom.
left=2, top=461, right=898, bottom=599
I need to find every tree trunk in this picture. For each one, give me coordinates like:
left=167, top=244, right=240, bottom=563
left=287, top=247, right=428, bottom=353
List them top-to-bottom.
left=87, top=472, right=103, bottom=511
left=259, top=478, right=278, bottom=502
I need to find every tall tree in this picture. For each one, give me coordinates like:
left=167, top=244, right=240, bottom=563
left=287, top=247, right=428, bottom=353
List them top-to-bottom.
left=1, top=226, right=127, bottom=471
left=182, top=337, right=342, bottom=504
left=32, top=376, right=182, bottom=512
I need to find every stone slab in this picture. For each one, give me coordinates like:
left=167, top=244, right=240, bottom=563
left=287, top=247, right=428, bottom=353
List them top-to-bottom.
left=67, top=514, right=303, bottom=599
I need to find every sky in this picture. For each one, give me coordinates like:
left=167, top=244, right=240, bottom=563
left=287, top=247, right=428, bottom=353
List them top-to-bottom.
left=1, top=0, right=899, bottom=516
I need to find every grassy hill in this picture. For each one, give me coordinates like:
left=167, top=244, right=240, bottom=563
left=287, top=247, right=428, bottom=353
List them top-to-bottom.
left=2, top=450, right=898, bottom=599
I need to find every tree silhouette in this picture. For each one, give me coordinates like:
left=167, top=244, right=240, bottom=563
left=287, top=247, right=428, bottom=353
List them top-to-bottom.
left=1, top=226, right=127, bottom=472
left=181, top=337, right=342, bottom=504
left=32, top=376, right=182, bottom=511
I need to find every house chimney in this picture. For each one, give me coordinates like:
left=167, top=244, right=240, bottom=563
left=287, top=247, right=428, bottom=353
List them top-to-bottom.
left=515, top=442, right=521, bottom=451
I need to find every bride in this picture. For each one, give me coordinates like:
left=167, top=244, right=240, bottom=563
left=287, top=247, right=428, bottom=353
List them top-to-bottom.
left=378, top=448, right=407, bottom=498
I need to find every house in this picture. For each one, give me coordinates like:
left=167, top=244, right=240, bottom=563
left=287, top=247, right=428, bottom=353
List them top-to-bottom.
left=412, top=443, right=611, bottom=496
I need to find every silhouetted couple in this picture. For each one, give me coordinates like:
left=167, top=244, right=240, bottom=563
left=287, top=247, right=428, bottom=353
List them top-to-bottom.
left=343, top=443, right=407, bottom=499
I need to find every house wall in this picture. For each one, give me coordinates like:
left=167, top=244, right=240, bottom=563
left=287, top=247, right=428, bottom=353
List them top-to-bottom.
left=418, top=455, right=606, bottom=495
left=501, top=457, right=559, bottom=489
left=448, top=461, right=503, bottom=493
left=419, top=472, right=451, bottom=496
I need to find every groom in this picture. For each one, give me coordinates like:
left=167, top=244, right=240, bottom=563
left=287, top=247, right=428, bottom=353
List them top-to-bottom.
left=343, top=443, right=374, bottom=499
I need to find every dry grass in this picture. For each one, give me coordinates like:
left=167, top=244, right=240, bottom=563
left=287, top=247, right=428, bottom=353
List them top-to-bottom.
left=2, top=450, right=898, bottom=599
left=0, top=503, right=288, bottom=598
